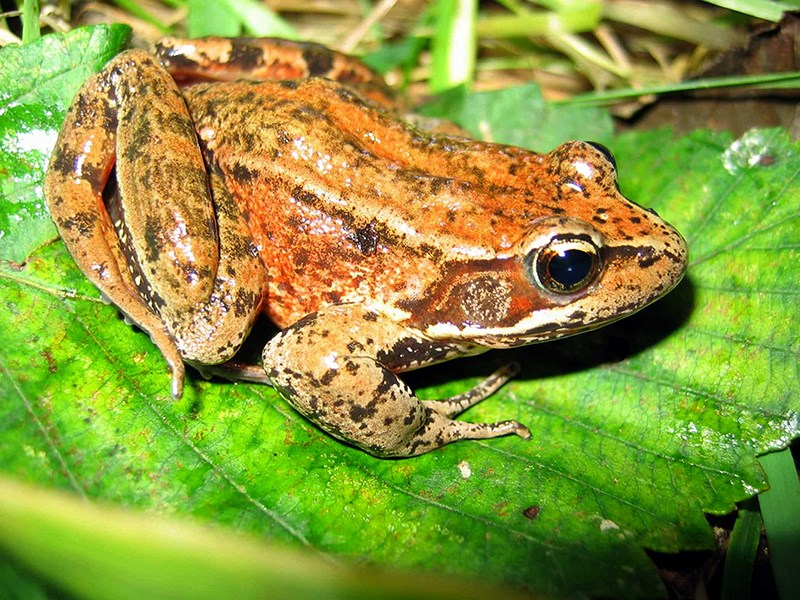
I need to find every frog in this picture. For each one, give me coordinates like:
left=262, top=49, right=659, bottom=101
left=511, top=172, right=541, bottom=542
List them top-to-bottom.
left=44, top=37, right=687, bottom=458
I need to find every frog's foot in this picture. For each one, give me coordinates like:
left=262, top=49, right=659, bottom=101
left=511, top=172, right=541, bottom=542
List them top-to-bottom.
left=422, top=363, right=520, bottom=418
left=391, top=409, right=531, bottom=458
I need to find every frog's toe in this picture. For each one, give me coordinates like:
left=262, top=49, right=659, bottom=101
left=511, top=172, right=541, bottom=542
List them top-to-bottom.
left=513, top=421, right=532, bottom=440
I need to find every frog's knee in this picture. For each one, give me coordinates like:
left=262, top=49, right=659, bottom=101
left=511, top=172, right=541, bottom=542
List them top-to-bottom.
left=263, top=350, right=427, bottom=453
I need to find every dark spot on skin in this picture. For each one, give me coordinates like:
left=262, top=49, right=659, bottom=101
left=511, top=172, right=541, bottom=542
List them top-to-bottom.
left=228, top=40, right=266, bottom=70
left=301, top=45, right=334, bottom=76
left=276, top=130, right=292, bottom=145
left=49, top=147, right=83, bottom=180
left=230, top=162, right=258, bottom=183
left=291, top=185, right=323, bottom=208
left=60, top=211, right=96, bottom=236
left=629, top=216, right=641, bottom=224
left=143, top=217, right=163, bottom=263
left=346, top=219, right=379, bottom=255
left=293, top=248, right=309, bottom=268
left=233, top=287, right=260, bottom=318
left=324, top=291, right=342, bottom=304
left=363, top=311, right=378, bottom=322
left=347, top=340, right=364, bottom=353
left=320, top=369, right=337, bottom=385
left=375, top=369, right=397, bottom=397
left=349, top=403, right=376, bottom=423
left=403, top=406, right=420, bottom=426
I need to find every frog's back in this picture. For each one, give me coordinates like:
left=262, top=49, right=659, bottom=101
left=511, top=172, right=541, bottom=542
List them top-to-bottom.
left=182, top=79, right=541, bottom=323
left=183, top=79, right=685, bottom=336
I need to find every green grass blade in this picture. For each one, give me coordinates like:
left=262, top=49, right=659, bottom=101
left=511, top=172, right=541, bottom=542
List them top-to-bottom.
left=22, top=0, right=40, bottom=44
left=110, top=0, right=170, bottom=33
left=188, top=0, right=241, bottom=37
left=226, top=0, right=296, bottom=38
left=430, top=0, right=477, bottom=92
left=701, top=0, right=800, bottom=22
left=604, top=1, right=741, bottom=49
left=555, top=71, right=800, bottom=105
left=758, top=448, right=800, bottom=600
left=0, top=476, right=527, bottom=600
left=721, top=499, right=762, bottom=600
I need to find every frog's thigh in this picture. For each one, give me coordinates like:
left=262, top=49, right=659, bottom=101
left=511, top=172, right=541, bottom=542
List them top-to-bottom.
left=263, top=305, right=529, bottom=458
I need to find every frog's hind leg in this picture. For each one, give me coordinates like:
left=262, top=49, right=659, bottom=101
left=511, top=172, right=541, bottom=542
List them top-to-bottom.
left=154, top=37, right=395, bottom=108
left=45, top=49, right=204, bottom=398
left=263, top=304, right=530, bottom=458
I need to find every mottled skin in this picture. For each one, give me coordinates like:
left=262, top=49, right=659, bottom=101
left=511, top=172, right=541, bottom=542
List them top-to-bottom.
left=44, top=37, right=688, bottom=457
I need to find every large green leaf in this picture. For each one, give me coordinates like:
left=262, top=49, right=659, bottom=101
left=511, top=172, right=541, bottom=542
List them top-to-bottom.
left=0, top=24, right=130, bottom=263
left=1, top=26, right=798, bottom=600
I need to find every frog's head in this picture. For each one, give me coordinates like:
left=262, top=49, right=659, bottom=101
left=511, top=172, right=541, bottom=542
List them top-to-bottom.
left=416, top=141, right=688, bottom=347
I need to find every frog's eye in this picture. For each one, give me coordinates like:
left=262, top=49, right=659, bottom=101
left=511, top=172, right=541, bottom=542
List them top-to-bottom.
left=586, top=141, right=617, bottom=169
left=529, top=236, right=602, bottom=294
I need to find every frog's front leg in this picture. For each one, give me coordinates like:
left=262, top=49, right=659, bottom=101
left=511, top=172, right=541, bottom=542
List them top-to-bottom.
left=264, top=305, right=530, bottom=458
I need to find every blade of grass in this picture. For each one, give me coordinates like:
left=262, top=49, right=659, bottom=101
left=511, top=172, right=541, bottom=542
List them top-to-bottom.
left=22, top=0, right=40, bottom=44
left=110, top=0, right=170, bottom=33
left=188, top=0, right=241, bottom=37
left=226, top=0, right=296, bottom=38
left=430, top=0, right=477, bottom=92
left=701, top=0, right=800, bottom=22
left=475, top=1, right=601, bottom=38
left=604, top=1, right=742, bottom=49
left=554, top=71, right=800, bottom=105
left=758, top=448, right=800, bottom=600
left=0, top=477, right=527, bottom=600
left=720, top=499, right=761, bottom=600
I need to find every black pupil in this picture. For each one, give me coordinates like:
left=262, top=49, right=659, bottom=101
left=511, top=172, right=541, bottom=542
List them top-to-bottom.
left=548, top=249, right=593, bottom=288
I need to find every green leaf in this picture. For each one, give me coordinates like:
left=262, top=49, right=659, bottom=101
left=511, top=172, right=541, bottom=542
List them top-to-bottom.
left=0, top=24, right=131, bottom=263
left=1, top=27, right=799, bottom=600
left=420, top=83, right=615, bottom=151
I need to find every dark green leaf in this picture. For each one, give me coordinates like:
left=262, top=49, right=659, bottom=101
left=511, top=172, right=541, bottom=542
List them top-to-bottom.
left=0, top=24, right=130, bottom=263
left=420, top=83, right=614, bottom=151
